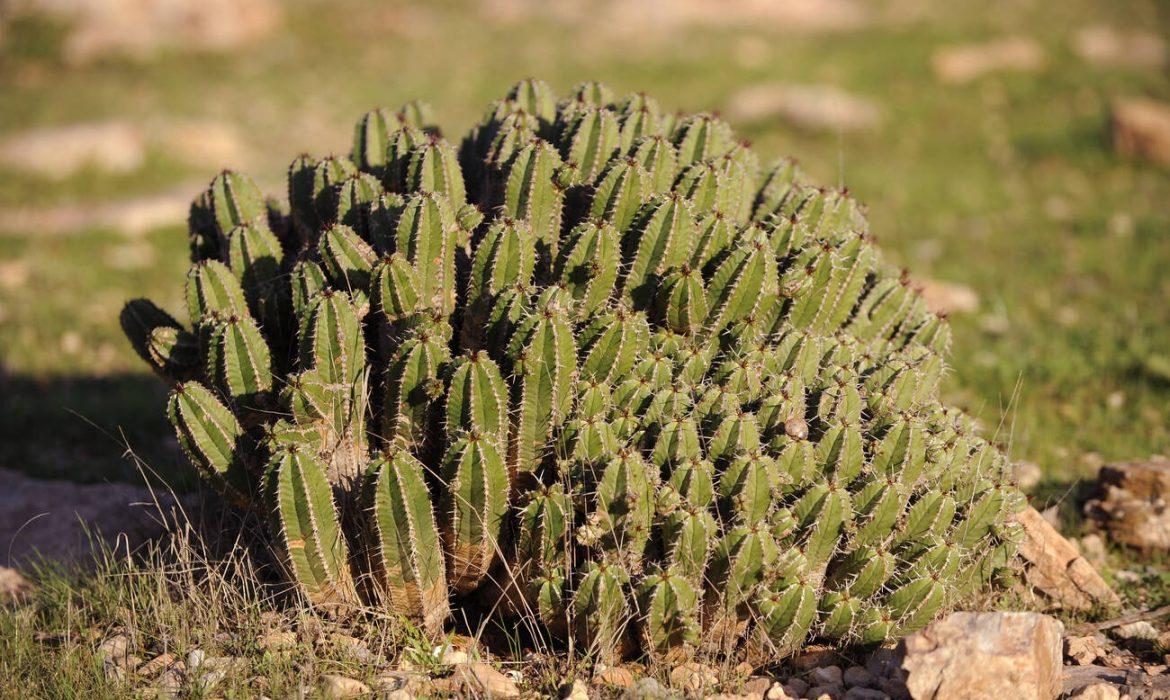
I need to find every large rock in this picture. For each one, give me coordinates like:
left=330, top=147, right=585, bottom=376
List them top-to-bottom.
left=932, top=37, right=1046, bottom=84
left=1084, top=456, right=1170, bottom=549
left=1012, top=506, right=1120, bottom=610
left=901, top=612, right=1064, bottom=700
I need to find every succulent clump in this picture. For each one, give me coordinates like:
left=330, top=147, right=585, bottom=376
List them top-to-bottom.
left=121, top=79, right=1024, bottom=662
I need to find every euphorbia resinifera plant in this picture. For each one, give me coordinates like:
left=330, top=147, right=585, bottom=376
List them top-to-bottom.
left=121, top=80, right=1023, bottom=662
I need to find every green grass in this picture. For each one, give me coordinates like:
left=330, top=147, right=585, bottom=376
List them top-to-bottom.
left=1, top=0, right=1166, bottom=503
left=0, top=1, right=1168, bottom=681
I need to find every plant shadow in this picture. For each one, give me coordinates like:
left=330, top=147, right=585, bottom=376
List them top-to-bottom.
left=0, top=367, right=195, bottom=488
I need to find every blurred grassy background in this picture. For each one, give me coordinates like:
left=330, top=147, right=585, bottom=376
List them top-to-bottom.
left=0, top=0, right=1167, bottom=519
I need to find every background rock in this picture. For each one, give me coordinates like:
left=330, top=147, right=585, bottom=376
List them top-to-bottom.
left=4, top=0, right=282, bottom=63
left=481, top=0, right=869, bottom=34
left=1073, top=26, right=1166, bottom=69
left=932, top=37, right=1046, bottom=84
left=726, top=83, right=882, bottom=133
left=1112, top=99, right=1170, bottom=168
left=154, top=120, right=250, bottom=171
left=0, top=122, right=145, bottom=179
left=917, top=278, right=980, bottom=315
left=1084, top=456, right=1170, bottom=549
left=1013, top=460, right=1043, bottom=491
left=1012, top=506, right=1120, bottom=611
left=0, top=567, right=34, bottom=604
left=901, top=612, right=1064, bottom=700
left=1062, top=665, right=1170, bottom=698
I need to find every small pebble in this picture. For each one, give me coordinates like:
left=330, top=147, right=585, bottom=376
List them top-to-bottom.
left=1113, top=621, right=1159, bottom=642
left=865, top=648, right=903, bottom=679
left=596, top=666, right=635, bottom=689
left=810, top=666, right=843, bottom=687
left=843, top=666, right=875, bottom=688
left=320, top=674, right=370, bottom=699
left=742, top=676, right=773, bottom=697
left=783, top=677, right=810, bottom=697
left=877, top=677, right=910, bottom=700
left=562, top=678, right=589, bottom=700
left=766, top=682, right=793, bottom=700
left=762, top=683, right=790, bottom=700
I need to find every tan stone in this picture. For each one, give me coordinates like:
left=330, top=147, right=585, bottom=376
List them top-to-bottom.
left=8, top=0, right=282, bottom=63
left=482, top=0, right=870, bottom=35
left=1074, top=26, right=1166, bottom=69
left=932, top=37, right=1046, bottom=84
left=726, top=83, right=882, bottom=133
left=156, top=120, right=249, bottom=171
left=0, top=121, right=144, bottom=179
left=0, top=178, right=282, bottom=237
left=917, top=278, right=980, bottom=315
left=1085, top=456, right=1170, bottom=547
left=1013, top=460, right=1043, bottom=490
left=1012, top=506, right=1120, bottom=610
left=1076, top=533, right=1108, bottom=567
left=0, top=566, right=34, bottom=604
left=901, top=612, right=1063, bottom=700
left=258, top=630, right=298, bottom=653
left=97, top=633, right=134, bottom=666
left=323, top=633, right=377, bottom=664
left=1065, top=635, right=1107, bottom=666
left=793, top=646, right=839, bottom=671
left=439, top=647, right=469, bottom=664
left=135, top=652, right=177, bottom=677
left=455, top=661, right=520, bottom=698
left=671, top=661, right=718, bottom=694
left=596, top=666, right=636, bottom=689
left=320, top=674, right=370, bottom=699
left=742, top=676, right=773, bottom=698
left=562, top=678, right=590, bottom=700
left=765, top=682, right=794, bottom=700
left=1068, top=683, right=1121, bottom=700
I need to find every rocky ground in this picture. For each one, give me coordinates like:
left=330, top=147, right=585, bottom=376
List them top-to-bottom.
left=2, top=0, right=1169, bottom=696
left=5, top=458, right=1170, bottom=698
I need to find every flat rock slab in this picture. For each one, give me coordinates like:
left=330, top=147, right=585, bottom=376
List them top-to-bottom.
left=1085, top=456, right=1170, bottom=549
left=0, top=469, right=179, bottom=568
left=1013, top=506, right=1120, bottom=610
left=901, top=612, right=1064, bottom=700
left=1063, top=664, right=1170, bottom=699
